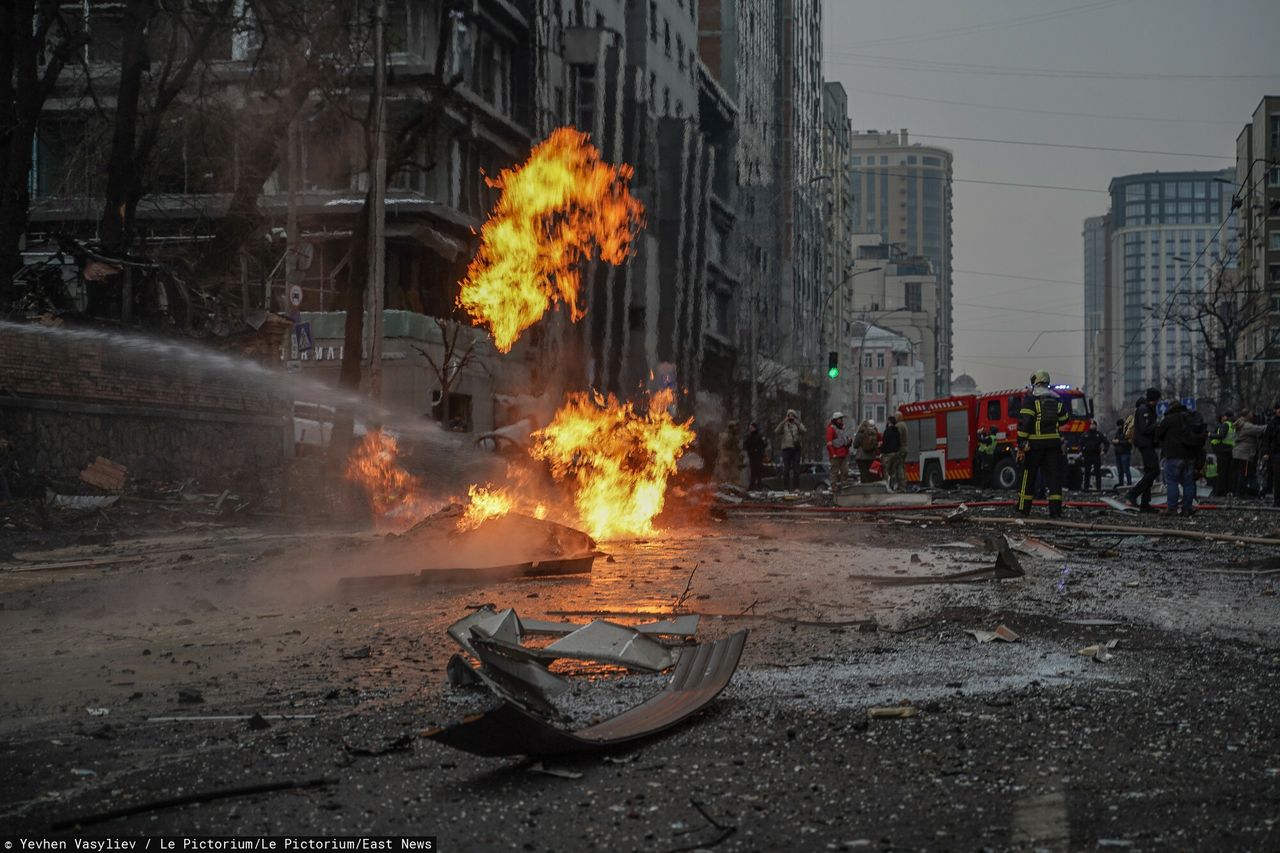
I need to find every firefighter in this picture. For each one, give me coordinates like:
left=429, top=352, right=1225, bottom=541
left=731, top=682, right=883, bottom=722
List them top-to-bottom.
left=1016, top=369, right=1069, bottom=517
left=1210, top=411, right=1235, bottom=497
left=974, top=428, right=996, bottom=486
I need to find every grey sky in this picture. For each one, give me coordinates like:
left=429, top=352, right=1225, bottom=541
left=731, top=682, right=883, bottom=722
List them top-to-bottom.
left=822, top=0, right=1280, bottom=394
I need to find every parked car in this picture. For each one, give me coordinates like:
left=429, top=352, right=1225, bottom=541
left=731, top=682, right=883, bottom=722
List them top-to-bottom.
left=758, top=460, right=830, bottom=492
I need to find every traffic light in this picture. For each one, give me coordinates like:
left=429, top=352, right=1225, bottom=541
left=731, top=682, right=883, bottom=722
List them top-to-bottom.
left=827, top=350, right=839, bottom=379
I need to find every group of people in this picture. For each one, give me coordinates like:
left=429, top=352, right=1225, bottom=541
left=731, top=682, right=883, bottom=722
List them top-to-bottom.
left=1120, top=390, right=1280, bottom=514
left=721, top=409, right=908, bottom=493
left=819, top=411, right=908, bottom=491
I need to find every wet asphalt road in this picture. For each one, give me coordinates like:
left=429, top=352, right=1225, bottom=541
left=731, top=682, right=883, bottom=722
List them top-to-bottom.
left=1, top=499, right=1277, bottom=851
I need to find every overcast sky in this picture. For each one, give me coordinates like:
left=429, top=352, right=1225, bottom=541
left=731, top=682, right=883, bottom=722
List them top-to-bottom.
left=821, top=0, right=1280, bottom=394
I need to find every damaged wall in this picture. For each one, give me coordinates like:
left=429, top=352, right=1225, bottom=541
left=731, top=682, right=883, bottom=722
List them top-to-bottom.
left=0, top=324, right=290, bottom=492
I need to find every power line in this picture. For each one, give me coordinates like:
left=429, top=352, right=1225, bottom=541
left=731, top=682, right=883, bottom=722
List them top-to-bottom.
left=829, top=0, right=1130, bottom=51
left=823, top=53, right=1280, bottom=81
left=845, top=86, right=1241, bottom=126
left=909, top=133, right=1232, bottom=160
left=847, top=166, right=1107, bottom=194
left=955, top=269, right=1085, bottom=286
left=952, top=300, right=1083, bottom=319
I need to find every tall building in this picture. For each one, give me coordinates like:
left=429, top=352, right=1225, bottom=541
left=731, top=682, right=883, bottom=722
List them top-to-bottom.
left=699, top=0, right=788, bottom=419
left=777, top=0, right=824, bottom=382
left=820, top=81, right=854, bottom=415
left=1234, top=95, right=1280, bottom=408
left=847, top=130, right=954, bottom=395
left=1100, top=169, right=1236, bottom=416
left=1082, top=214, right=1110, bottom=412
left=843, top=235, right=940, bottom=399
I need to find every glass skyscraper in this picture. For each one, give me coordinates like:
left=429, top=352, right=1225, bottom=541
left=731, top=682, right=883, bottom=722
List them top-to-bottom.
left=1099, top=169, right=1238, bottom=416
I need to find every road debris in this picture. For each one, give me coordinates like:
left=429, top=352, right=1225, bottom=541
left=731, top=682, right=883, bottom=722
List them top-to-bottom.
left=79, top=457, right=129, bottom=493
left=965, top=625, right=1020, bottom=643
left=426, top=629, right=748, bottom=756
left=1079, top=639, right=1121, bottom=663
left=868, top=706, right=919, bottom=719
left=527, top=761, right=584, bottom=780
left=50, top=778, right=335, bottom=830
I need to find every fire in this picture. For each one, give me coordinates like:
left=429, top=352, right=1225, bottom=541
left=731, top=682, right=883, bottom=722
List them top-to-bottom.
left=458, top=127, right=645, bottom=352
left=531, top=389, right=694, bottom=540
left=345, top=430, right=433, bottom=529
left=457, top=484, right=515, bottom=532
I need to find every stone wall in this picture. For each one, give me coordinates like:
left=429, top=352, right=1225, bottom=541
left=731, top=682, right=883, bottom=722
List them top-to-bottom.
left=0, top=322, right=291, bottom=495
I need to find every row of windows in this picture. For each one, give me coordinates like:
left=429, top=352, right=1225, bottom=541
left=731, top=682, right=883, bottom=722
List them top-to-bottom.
left=1124, top=180, right=1218, bottom=201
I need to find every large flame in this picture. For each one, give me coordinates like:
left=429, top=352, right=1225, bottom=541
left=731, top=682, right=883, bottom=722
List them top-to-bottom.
left=458, top=127, right=644, bottom=352
left=531, top=389, right=694, bottom=540
left=345, top=430, right=434, bottom=529
left=457, top=484, right=515, bottom=532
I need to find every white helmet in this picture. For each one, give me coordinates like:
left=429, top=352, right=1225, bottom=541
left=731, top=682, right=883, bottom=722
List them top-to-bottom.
left=831, top=411, right=845, bottom=421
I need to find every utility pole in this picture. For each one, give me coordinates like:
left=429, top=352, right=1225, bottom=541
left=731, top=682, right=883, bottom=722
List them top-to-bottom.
left=364, top=0, right=388, bottom=400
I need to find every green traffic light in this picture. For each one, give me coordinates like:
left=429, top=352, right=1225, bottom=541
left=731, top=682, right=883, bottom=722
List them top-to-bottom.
left=827, top=367, right=839, bottom=379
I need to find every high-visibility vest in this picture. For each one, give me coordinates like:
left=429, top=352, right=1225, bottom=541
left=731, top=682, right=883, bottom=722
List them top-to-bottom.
left=1211, top=422, right=1236, bottom=448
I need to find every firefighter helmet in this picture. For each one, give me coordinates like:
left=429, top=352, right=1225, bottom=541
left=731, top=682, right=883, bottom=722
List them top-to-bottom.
left=1030, top=369, right=1051, bottom=386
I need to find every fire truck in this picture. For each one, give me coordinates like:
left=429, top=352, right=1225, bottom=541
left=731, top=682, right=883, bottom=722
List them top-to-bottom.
left=898, top=386, right=1093, bottom=490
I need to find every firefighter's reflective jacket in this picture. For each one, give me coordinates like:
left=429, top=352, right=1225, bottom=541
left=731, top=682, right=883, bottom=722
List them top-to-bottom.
left=1017, top=389, right=1069, bottom=447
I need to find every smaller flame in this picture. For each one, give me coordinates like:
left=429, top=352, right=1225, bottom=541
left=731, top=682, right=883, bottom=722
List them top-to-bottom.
left=532, top=388, right=694, bottom=540
left=345, top=430, right=434, bottom=529
left=457, top=484, right=515, bottom=532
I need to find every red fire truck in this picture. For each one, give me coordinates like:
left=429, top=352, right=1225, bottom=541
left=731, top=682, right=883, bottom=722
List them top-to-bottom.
left=898, top=386, right=1093, bottom=489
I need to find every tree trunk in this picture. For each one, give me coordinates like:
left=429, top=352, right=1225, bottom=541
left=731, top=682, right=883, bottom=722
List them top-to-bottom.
left=98, top=0, right=156, bottom=254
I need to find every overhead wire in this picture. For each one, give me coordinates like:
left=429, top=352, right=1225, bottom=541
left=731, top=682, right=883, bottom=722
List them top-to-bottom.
left=822, top=53, right=1280, bottom=81
left=844, top=86, right=1242, bottom=126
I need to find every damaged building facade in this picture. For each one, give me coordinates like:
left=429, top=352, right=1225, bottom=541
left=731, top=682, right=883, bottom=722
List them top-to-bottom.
left=13, top=0, right=852, bottom=480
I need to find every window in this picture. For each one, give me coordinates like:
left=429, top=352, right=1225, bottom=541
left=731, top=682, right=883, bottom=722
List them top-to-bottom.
left=649, top=2, right=657, bottom=40
left=664, top=19, right=670, bottom=56
left=677, top=35, right=684, bottom=68
left=922, top=156, right=941, bottom=166
left=1125, top=184, right=1146, bottom=201
left=1270, top=231, right=1280, bottom=251
left=1269, top=263, right=1280, bottom=284
left=905, top=281, right=922, bottom=312
left=876, top=352, right=885, bottom=368
left=863, top=353, right=872, bottom=367
left=864, top=379, right=873, bottom=394
left=875, top=379, right=885, bottom=394
left=1008, top=394, right=1022, bottom=413
left=986, top=399, right=1001, bottom=419
left=876, top=405, right=886, bottom=422
left=864, top=406, right=874, bottom=421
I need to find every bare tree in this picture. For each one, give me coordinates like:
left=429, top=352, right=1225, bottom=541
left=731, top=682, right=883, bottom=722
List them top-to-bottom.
left=0, top=0, right=86, bottom=301
left=1162, top=275, right=1269, bottom=412
left=411, top=317, right=483, bottom=428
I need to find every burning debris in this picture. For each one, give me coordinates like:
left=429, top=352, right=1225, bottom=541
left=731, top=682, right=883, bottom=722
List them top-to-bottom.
left=458, top=127, right=645, bottom=352
left=532, top=389, right=695, bottom=540
left=344, top=430, right=436, bottom=528
left=427, top=606, right=747, bottom=756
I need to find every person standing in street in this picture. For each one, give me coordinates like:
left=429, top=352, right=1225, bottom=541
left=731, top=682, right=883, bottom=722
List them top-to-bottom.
left=1016, top=370, right=1069, bottom=517
left=1125, top=388, right=1162, bottom=513
left=1156, top=399, right=1199, bottom=516
left=1261, top=403, right=1280, bottom=507
left=774, top=409, right=806, bottom=491
left=1210, top=411, right=1236, bottom=497
left=825, top=412, right=851, bottom=491
left=1232, top=413, right=1265, bottom=497
left=881, top=414, right=905, bottom=491
left=1111, top=417, right=1133, bottom=487
left=853, top=419, right=880, bottom=482
left=1079, top=420, right=1110, bottom=491
left=1080, top=420, right=1111, bottom=489
left=716, top=421, right=742, bottom=485
left=744, top=421, right=767, bottom=490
